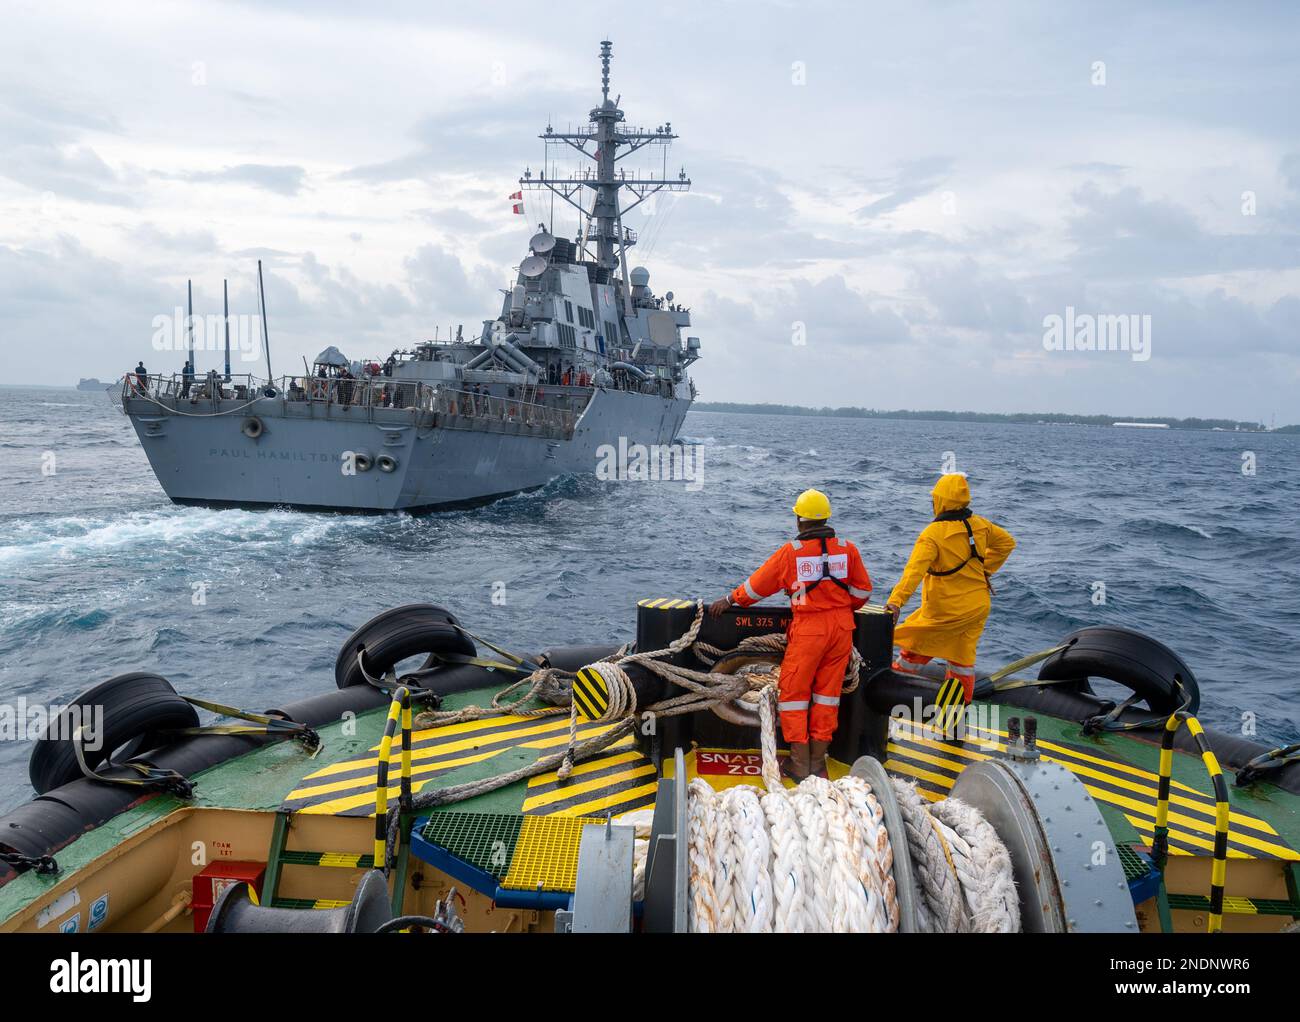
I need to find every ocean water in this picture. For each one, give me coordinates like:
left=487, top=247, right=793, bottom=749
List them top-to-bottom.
left=1, top=384, right=1297, bottom=811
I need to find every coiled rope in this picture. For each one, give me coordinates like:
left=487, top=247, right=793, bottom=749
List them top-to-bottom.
left=673, top=689, right=1020, bottom=933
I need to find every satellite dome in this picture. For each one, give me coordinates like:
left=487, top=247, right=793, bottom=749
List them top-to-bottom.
left=629, top=266, right=650, bottom=287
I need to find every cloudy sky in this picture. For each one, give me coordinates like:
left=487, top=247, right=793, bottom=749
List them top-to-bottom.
left=2, top=0, right=1297, bottom=422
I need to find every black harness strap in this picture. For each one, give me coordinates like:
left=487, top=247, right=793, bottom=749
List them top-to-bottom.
left=927, top=515, right=985, bottom=578
left=800, top=537, right=851, bottom=594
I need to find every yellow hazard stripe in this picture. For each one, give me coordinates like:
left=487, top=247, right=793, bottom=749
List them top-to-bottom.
left=572, top=667, right=610, bottom=720
left=303, top=716, right=578, bottom=780
left=900, top=718, right=1230, bottom=802
left=892, top=721, right=1284, bottom=839
left=287, top=723, right=630, bottom=813
left=518, top=723, right=624, bottom=750
left=888, top=729, right=1298, bottom=860
left=886, top=741, right=972, bottom=776
left=891, top=742, right=1295, bottom=859
left=526, top=746, right=643, bottom=787
left=286, top=747, right=505, bottom=802
left=884, top=758, right=956, bottom=791
left=521, top=763, right=657, bottom=812
left=540, top=781, right=661, bottom=818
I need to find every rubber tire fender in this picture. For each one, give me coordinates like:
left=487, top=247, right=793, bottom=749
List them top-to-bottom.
left=334, top=604, right=476, bottom=689
left=1036, top=625, right=1199, bottom=717
left=28, top=673, right=200, bottom=795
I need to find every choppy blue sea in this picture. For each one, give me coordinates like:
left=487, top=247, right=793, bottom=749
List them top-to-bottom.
left=1, top=385, right=1297, bottom=811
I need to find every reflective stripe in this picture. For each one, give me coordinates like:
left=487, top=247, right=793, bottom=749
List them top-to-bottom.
left=743, top=579, right=762, bottom=602
left=848, top=585, right=871, bottom=599
left=811, top=693, right=840, bottom=707
left=778, top=700, right=810, bottom=712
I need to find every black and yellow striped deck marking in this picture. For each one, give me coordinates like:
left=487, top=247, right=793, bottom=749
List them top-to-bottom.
left=637, top=598, right=696, bottom=609
left=572, top=667, right=610, bottom=721
left=932, top=678, right=967, bottom=737
left=281, top=711, right=657, bottom=819
left=885, top=718, right=1297, bottom=862
left=522, top=740, right=658, bottom=817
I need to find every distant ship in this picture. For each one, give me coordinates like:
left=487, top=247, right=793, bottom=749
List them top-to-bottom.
left=119, top=40, right=699, bottom=513
left=77, top=378, right=108, bottom=392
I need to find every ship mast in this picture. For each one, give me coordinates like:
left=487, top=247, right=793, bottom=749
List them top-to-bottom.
left=519, top=40, right=690, bottom=301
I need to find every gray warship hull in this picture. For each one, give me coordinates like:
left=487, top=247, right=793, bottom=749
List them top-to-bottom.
left=125, top=386, right=692, bottom=512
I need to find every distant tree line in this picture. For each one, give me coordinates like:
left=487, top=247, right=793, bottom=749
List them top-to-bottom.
left=691, top=402, right=1287, bottom=433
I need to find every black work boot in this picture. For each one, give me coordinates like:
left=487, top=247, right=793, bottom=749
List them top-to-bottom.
left=780, top=742, right=810, bottom=783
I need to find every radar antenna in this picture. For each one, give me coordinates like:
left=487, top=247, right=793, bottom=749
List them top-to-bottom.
left=518, top=40, right=690, bottom=311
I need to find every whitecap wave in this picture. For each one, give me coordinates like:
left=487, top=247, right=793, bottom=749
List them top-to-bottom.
left=0, top=508, right=356, bottom=566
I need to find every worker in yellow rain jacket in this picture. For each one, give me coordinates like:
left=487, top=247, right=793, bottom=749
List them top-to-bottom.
left=886, top=474, right=1015, bottom=732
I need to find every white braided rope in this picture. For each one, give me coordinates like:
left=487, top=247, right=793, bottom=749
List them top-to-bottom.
left=676, top=685, right=1019, bottom=933
left=836, top=774, right=899, bottom=933
left=890, top=778, right=970, bottom=933
left=686, top=779, right=721, bottom=933
left=721, top=785, right=775, bottom=932
left=760, top=786, right=810, bottom=932
left=931, top=796, right=1020, bottom=933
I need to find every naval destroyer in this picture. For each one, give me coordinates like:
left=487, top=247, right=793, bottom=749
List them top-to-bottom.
left=120, top=41, right=699, bottom=512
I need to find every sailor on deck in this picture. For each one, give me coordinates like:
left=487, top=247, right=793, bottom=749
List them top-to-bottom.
left=886, top=473, right=1016, bottom=734
left=709, top=489, right=872, bottom=781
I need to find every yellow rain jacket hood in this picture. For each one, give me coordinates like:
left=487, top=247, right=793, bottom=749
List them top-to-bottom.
left=931, top=473, right=971, bottom=516
left=888, top=475, right=1016, bottom=665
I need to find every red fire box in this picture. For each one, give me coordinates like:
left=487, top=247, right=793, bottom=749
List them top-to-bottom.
left=191, top=861, right=266, bottom=933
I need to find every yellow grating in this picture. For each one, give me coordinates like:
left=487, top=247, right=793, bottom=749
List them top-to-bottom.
left=500, top=815, right=604, bottom=892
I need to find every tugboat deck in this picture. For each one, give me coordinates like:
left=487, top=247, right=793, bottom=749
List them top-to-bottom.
left=6, top=676, right=1298, bottom=928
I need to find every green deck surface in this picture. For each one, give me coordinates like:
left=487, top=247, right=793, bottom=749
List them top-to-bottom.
left=4, top=681, right=1299, bottom=925
left=0, top=685, right=570, bottom=923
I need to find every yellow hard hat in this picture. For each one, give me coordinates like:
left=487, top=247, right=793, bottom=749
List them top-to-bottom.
left=792, top=488, right=832, bottom=520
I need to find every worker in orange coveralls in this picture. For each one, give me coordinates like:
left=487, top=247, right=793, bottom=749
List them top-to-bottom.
left=886, top=473, right=1016, bottom=735
left=709, top=489, right=872, bottom=781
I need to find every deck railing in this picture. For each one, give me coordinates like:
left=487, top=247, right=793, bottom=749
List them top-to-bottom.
left=120, top=373, right=584, bottom=440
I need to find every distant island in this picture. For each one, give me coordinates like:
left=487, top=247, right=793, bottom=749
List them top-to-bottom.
left=76, top=378, right=108, bottom=391
left=691, top=402, right=1291, bottom=433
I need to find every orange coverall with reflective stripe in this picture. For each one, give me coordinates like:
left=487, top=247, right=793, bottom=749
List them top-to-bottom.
left=730, top=535, right=872, bottom=743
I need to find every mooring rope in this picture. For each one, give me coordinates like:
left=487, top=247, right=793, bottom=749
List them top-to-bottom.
left=673, top=692, right=1019, bottom=934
